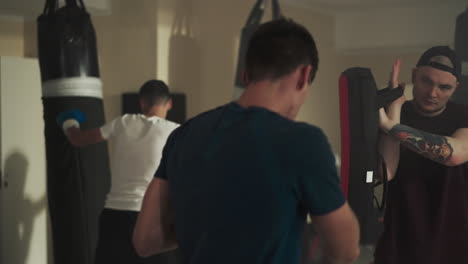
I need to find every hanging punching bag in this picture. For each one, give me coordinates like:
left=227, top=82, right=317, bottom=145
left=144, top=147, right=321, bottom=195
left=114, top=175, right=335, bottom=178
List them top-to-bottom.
left=233, top=0, right=282, bottom=99
left=37, top=1, right=110, bottom=263
left=453, top=7, right=468, bottom=105
left=339, top=67, right=403, bottom=245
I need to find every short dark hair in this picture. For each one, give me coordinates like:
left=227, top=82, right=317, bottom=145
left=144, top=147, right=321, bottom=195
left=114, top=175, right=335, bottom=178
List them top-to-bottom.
left=245, top=18, right=319, bottom=84
left=139, top=79, right=171, bottom=106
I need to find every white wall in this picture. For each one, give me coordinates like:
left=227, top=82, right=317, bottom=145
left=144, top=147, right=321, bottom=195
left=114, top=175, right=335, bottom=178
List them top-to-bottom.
left=5, top=0, right=459, bottom=154
left=335, top=3, right=465, bottom=53
left=0, top=17, right=24, bottom=57
left=1, top=56, right=49, bottom=264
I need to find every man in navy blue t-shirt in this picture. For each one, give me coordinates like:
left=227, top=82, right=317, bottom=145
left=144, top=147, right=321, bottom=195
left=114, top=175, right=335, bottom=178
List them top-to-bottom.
left=133, top=18, right=360, bottom=264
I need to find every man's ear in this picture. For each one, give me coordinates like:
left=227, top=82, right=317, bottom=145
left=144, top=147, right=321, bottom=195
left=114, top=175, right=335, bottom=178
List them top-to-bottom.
left=297, top=64, right=312, bottom=90
left=411, top=68, right=417, bottom=84
left=242, top=71, right=249, bottom=86
left=451, top=81, right=460, bottom=96
left=139, top=99, right=147, bottom=113
left=166, top=99, right=173, bottom=111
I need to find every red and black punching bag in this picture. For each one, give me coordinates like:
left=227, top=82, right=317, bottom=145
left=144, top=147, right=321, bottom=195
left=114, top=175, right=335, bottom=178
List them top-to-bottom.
left=37, top=0, right=110, bottom=263
left=339, top=67, right=403, bottom=244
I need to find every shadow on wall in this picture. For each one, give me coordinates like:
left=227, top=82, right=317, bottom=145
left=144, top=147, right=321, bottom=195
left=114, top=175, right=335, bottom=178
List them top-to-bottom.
left=169, top=0, right=202, bottom=118
left=0, top=151, right=47, bottom=264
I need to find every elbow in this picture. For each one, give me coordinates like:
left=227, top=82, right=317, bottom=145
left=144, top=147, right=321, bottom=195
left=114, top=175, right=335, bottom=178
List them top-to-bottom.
left=445, top=155, right=465, bottom=167
left=445, top=161, right=458, bottom=167
left=132, top=232, right=161, bottom=257
left=133, top=238, right=157, bottom=257
left=134, top=244, right=156, bottom=258
left=329, top=246, right=360, bottom=264
left=347, top=246, right=360, bottom=263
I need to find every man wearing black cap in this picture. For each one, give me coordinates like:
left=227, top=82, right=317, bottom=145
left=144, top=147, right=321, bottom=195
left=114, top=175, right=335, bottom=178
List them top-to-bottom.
left=375, top=46, right=468, bottom=263
left=57, top=79, right=180, bottom=263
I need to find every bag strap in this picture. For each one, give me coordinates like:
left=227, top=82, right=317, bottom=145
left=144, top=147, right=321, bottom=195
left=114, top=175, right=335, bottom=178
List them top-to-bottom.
left=42, top=0, right=58, bottom=15
left=42, top=0, right=88, bottom=15
left=65, top=0, right=88, bottom=11
left=244, top=0, right=283, bottom=27
left=245, top=0, right=266, bottom=26
left=272, top=0, right=282, bottom=19
left=373, top=154, right=389, bottom=212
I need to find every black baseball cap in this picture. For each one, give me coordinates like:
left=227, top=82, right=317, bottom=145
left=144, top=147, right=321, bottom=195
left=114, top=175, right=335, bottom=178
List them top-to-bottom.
left=416, top=46, right=461, bottom=81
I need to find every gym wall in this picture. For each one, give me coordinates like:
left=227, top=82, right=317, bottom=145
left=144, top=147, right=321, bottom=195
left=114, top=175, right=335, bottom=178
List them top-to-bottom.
left=0, top=1, right=437, bottom=159
left=0, top=18, right=24, bottom=57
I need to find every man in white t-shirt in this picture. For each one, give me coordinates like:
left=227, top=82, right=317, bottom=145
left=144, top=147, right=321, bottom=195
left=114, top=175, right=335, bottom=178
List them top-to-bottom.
left=57, top=80, right=180, bottom=264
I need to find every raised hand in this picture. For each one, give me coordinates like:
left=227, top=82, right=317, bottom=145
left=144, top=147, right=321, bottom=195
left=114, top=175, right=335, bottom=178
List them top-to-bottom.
left=385, top=58, right=406, bottom=122
left=388, top=58, right=406, bottom=106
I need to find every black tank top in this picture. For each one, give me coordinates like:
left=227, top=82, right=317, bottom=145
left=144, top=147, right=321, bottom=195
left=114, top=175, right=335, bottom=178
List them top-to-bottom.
left=375, top=101, right=468, bottom=264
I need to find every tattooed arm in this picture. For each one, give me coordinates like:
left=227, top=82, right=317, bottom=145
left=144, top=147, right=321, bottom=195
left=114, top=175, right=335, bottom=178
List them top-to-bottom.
left=380, top=117, right=468, bottom=167
left=389, top=124, right=453, bottom=162
left=388, top=125, right=468, bottom=166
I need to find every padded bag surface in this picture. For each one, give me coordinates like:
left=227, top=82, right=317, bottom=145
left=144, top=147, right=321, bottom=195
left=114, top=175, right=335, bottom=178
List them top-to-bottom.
left=38, top=0, right=99, bottom=81
left=37, top=1, right=110, bottom=263
left=339, top=67, right=403, bottom=244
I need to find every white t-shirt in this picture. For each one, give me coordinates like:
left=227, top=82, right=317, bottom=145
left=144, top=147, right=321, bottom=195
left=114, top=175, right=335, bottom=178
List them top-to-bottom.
left=100, top=114, right=179, bottom=211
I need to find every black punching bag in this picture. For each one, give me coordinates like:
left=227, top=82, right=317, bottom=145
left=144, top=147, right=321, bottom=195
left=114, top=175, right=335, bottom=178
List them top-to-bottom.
left=37, top=0, right=110, bottom=263
left=233, top=0, right=282, bottom=99
left=453, top=7, right=468, bottom=105
left=339, top=67, right=403, bottom=244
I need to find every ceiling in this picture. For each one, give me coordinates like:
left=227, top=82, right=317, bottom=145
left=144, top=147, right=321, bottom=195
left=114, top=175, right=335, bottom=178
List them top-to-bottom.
left=0, top=0, right=111, bottom=19
left=1, top=0, right=467, bottom=20
left=1, top=0, right=466, bottom=53
left=287, top=0, right=466, bottom=10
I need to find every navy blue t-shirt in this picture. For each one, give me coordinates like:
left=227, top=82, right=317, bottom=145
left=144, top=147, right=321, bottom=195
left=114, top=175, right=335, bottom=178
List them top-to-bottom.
left=155, top=102, right=345, bottom=264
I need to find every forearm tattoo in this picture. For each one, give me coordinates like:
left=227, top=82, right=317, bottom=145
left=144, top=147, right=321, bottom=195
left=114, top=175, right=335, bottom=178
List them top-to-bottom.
left=389, top=124, right=453, bottom=163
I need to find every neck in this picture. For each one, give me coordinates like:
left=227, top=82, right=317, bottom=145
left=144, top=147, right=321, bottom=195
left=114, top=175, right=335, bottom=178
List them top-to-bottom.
left=237, top=80, right=294, bottom=119
left=411, top=100, right=446, bottom=117
left=143, top=105, right=167, bottom=119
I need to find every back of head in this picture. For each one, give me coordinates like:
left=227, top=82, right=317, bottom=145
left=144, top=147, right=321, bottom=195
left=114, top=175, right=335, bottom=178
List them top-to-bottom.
left=245, top=18, right=319, bottom=84
left=416, top=46, right=461, bottom=81
left=139, top=79, right=171, bottom=108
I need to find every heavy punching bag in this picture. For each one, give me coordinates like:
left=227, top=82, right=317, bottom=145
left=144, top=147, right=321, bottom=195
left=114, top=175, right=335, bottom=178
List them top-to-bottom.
left=37, top=0, right=110, bottom=263
left=233, top=0, right=282, bottom=99
left=453, top=7, right=468, bottom=104
left=339, top=67, right=403, bottom=244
